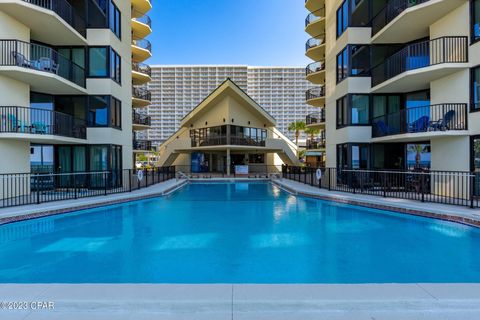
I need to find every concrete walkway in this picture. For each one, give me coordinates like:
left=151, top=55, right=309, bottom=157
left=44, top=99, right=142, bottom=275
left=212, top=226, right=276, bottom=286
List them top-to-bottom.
left=0, top=179, right=187, bottom=225
left=274, top=179, right=480, bottom=227
left=0, top=284, right=479, bottom=319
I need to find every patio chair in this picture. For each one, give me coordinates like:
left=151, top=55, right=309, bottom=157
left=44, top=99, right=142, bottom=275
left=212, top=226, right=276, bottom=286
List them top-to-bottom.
left=12, top=52, right=33, bottom=68
left=39, top=57, right=59, bottom=74
left=429, top=110, right=455, bottom=131
left=7, top=114, right=28, bottom=133
left=409, top=115, right=429, bottom=133
left=374, top=120, right=390, bottom=136
left=32, top=122, right=48, bottom=134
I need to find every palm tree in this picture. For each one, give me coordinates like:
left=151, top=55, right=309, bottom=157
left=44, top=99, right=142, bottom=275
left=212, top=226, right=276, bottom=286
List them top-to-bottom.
left=288, top=121, right=306, bottom=157
left=304, top=127, right=320, bottom=141
left=407, top=144, right=429, bottom=169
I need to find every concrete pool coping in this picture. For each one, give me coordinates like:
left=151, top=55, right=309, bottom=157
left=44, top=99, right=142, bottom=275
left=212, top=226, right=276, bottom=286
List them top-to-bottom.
left=1, top=283, right=480, bottom=319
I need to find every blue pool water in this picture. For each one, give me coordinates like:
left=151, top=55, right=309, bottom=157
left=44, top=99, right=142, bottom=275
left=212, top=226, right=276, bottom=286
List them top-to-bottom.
left=1, top=182, right=480, bottom=283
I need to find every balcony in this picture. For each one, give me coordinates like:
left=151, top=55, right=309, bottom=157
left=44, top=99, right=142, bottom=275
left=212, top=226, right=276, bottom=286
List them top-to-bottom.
left=0, top=0, right=86, bottom=45
left=131, top=0, right=152, bottom=17
left=305, top=0, right=324, bottom=13
left=371, top=0, right=465, bottom=43
left=305, top=8, right=325, bottom=37
left=132, top=12, right=152, bottom=40
left=305, top=35, right=325, bottom=61
left=371, top=36, right=468, bottom=93
left=132, top=39, right=152, bottom=63
left=0, top=40, right=86, bottom=94
left=305, top=61, right=325, bottom=85
left=132, top=62, right=151, bottom=85
left=132, top=86, right=151, bottom=108
left=305, top=87, right=325, bottom=107
left=372, top=103, right=468, bottom=142
left=0, top=106, right=86, bottom=142
left=132, top=111, right=151, bottom=131
left=306, top=111, right=325, bottom=128
left=191, top=135, right=266, bottom=148
left=306, top=137, right=325, bottom=150
left=133, top=139, right=153, bottom=152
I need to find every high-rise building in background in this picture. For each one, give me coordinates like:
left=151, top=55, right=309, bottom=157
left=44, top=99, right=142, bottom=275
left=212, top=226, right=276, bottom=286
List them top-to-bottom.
left=142, top=65, right=316, bottom=146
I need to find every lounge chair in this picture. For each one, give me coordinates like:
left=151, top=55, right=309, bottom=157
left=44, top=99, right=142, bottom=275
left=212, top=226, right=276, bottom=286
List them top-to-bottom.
left=12, top=52, right=33, bottom=68
left=429, top=110, right=455, bottom=131
left=409, top=115, right=429, bottom=133
left=374, top=120, right=390, bottom=136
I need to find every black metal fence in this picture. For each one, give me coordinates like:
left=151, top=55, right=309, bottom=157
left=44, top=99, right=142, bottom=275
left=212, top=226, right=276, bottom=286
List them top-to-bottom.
left=23, top=0, right=86, bottom=37
left=305, top=7, right=325, bottom=27
left=306, top=35, right=325, bottom=51
left=371, top=36, right=468, bottom=87
left=0, top=39, right=86, bottom=87
left=306, top=61, right=325, bottom=76
left=132, top=62, right=152, bottom=77
left=132, top=86, right=152, bottom=101
left=305, top=87, right=325, bottom=101
left=372, top=103, right=468, bottom=138
left=0, top=106, right=86, bottom=139
left=306, top=110, right=325, bottom=125
left=132, top=111, right=151, bottom=126
left=175, top=165, right=282, bottom=178
left=282, top=166, right=479, bottom=208
left=0, top=167, right=175, bottom=209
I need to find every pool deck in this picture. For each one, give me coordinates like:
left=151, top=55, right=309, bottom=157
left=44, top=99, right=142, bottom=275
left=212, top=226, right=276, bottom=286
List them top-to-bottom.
left=0, top=179, right=188, bottom=225
left=273, top=179, right=480, bottom=228
left=1, top=283, right=480, bottom=319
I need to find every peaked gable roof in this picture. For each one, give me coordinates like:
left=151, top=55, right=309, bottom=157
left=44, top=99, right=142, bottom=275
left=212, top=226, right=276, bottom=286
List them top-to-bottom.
left=180, top=79, right=277, bottom=127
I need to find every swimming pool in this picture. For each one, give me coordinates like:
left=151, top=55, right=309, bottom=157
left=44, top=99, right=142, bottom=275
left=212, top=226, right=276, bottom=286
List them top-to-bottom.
left=0, top=181, right=479, bottom=283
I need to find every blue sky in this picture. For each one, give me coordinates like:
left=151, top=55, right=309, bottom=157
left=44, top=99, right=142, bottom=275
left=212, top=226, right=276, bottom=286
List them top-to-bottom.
left=147, top=0, right=310, bottom=66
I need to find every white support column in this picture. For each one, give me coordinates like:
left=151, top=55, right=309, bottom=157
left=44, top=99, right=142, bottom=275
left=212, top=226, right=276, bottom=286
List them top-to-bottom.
left=226, top=148, right=231, bottom=175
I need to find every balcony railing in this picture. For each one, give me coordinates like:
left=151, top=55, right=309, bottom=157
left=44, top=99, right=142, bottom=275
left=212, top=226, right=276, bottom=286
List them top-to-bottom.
left=22, top=0, right=86, bottom=37
left=371, top=0, right=430, bottom=36
left=305, top=8, right=325, bottom=27
left=132, top=11, right=152, bottom=28
left=306, top=35, right=325, bottom=51
left=371, top=36, right=468, bottom=87
left=0, top=39, right=86, bottom=87
left=132, top=39, right=152, bottom=53
left=306, top=61, right=325, bottom=76
left=132, top=62, right=152, bottom=77
left=132, top=86, right=152, bottom=101
left=306, top=87, right=325, bottom=101
left=372, top=103, right=468, bottom=138
left=0, top=106, right=86, bottom=139
left=132, top=111, right=151, bottom=126
left=306, top=111, right=325, bottom=125
left=191, top=135, right=267, bottom=148
left=306, top=138, right=325, bottom=150
left=133, top=139, right=152, bottom=151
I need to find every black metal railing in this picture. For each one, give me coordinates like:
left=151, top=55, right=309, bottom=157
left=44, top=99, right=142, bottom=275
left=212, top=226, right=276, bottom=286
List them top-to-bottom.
left=22, top=0, right=86, bottom=37
left=371, top=0, right=430, bottom=36
left=305, top=8, right=325, bottom=27
left=132, top=11, right=152, bottom=28
left=306, top=35, right=325, bottom=51
left=371, top=36, right=468, bottom=87
left=0, top=39, right=86, bottom=87
left=132, top=39, right=152, bottom=53
left=306, top=61, right=325, bottom=76
left=132, top=62, right=152, bottom=77
left=132, top=86, right=152, bottom=101
left=306, top=87, right=325, bottom=101
left=372, top=103, right=468, bottom=138
left=0, top=106, right=86, bottom=139
left=306, top=110, right=325, bottom=125
left=132, top=111, right=151, bottom=126
left=190, top=135, right=266, bottom=147
left=306, top=138, right=325, bottom=149
left=133, top=139, right=152, bottom=151
left=175, top=165, right=282, bottom=178
left=282, top=166, right=479, bottom=208
left=0, top=167, right=175, bottom=209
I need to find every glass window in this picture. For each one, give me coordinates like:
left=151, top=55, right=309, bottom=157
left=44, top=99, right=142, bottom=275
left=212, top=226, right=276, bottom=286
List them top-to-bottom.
left=109, top=0, right=121, bottom=39
left=473, top=0, right=480, bottom=42
left=350, top=45, right=370, bottom=76
left=88, top=47, right=108, bottom=77
left=110, top=48, right=121, bottom=84
left=473, top=66, right=480, bottom=111
left=351, top=95, right=369, bottom=124
left=88, top=96, right=108, bottom=126
left=406, top=144, right=431, bottom=170
left=30, top=145, right=54, bottom=173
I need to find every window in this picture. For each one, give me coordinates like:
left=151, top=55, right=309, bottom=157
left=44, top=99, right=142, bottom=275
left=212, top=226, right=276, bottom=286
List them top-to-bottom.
left=109, top=0, right=121, bottom=39
left=336, top=0, right=370, bottom=38
left=472, top=0, right=480, bottom=42
left=337, top=1, right=349, bottom=37
left=336, top=45, right=370, bottom=83
left=88, top=47, right=121, bottom=83
left=336, top=47, right=348, bottom=83
left=472, top=66, right=480, bottom=111
left=336, top=94, right=370, bottom=127
left=88, top=96, right=121, bottom=128
left=337, top=143, right=369, bottom=169
left=406, top=144, right=431, bottom=170
left=248, top=154, right=265, bottom=164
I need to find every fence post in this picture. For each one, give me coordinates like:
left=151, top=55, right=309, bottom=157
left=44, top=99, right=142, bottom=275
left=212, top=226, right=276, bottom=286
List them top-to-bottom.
left=328, top=168, right=331, bottom=191
left=129, top=169, right=132, bottom=192
left=104, top=172, right=108, bottom=196
left=383, top=172, right=387, bottom=197
left=74, top=173, right=77, bottom=199
left=36, top=174, right=40, bottom=204
left=421, top=174, right=425, bottom=202
left=470, top=174, right=475, bottom=209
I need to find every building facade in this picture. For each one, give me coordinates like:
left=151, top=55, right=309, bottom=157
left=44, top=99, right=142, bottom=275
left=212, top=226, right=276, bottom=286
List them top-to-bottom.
left=0, top=0, right=153, bottom=178
left=304, top=0, right=480, bottom=174
left=142, top=65, right=316, bottom=146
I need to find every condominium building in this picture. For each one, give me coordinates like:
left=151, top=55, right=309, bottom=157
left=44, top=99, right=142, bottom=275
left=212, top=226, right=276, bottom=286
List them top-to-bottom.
left=0, top=0, right=152, bottom=177
left=304, top=0, right=480, bottom=174
left=142, top=65, right=316, bottom=146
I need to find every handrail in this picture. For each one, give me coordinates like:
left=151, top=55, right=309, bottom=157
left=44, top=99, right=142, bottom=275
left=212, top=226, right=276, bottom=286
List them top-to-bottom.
left=305, top=7, right=325, bottom=27
left=306, top=35, right=325, bottom=51
left=371, top=36, right=468, bottom=87
left=0, top=39, right=86, bottom=88
left=132, top=39, right=152, bottom=52
left=306, top=61, right=325, bottom=76
left=132, top=62, right=152, bottom=77
left=132, top=86, right=152, bottom=101
left=306, top=87, right=325, bottom=100
left=0, top=106, right=86, bottom=139
left=306, top=110, right=325, bottom=125
left=132, top=111, right=151, bottom=126
left=133, top=139, right=153, bottom=150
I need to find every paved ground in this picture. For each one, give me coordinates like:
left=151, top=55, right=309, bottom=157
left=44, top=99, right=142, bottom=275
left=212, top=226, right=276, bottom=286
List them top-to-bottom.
left=0, top=284, right=479, bottom=319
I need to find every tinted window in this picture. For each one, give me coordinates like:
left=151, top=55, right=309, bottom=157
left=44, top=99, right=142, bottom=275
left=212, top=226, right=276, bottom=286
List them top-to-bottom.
left=109, top=0, right=121, bottom=39
left=473, top=0, right=480, bottom=41
left=88, top=47, right=108, bottom=77
left=473, top=66, right=480, bottom=111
